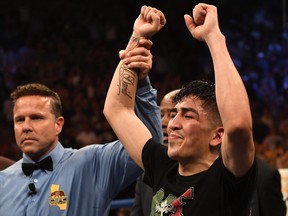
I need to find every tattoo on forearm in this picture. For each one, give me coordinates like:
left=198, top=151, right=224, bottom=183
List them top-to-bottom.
left=130, top=36, right=140, bottom=43
left=118, top=64, right=136, bottom=99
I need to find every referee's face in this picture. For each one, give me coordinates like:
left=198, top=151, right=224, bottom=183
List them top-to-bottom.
left=13, top=95, right=64, bottom=161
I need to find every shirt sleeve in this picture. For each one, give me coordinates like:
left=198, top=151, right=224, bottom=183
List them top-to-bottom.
left=135, top=77, right=163, bottom=144
left=142, top=138, right=171, bottom=190
left=84, top=141, right=142, bottom=199
left=219, top=156, right=258, bottom=214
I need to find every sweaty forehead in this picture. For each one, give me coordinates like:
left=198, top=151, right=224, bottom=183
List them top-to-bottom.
left=175, top=96, right=204, bottom=111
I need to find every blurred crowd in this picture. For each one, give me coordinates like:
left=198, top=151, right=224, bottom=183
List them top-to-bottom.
left=0, top=0, right=288, bottom=173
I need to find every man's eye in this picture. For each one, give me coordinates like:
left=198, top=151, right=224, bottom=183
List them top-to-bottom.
left=170, top=112, right=176, bottom=118
left=31, top=116, right=42, bottom=120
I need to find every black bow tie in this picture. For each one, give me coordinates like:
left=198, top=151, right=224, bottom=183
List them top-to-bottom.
left=22, top=156, right=53, bottom=176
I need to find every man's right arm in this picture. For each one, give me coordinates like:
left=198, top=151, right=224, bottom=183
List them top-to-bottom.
left=104, top=6, right=166, bottom=169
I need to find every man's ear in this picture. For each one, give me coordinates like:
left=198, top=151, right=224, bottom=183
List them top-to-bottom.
left=55, top=116, right=64, bottom=135
left=210, top=126, right=224, bottom=147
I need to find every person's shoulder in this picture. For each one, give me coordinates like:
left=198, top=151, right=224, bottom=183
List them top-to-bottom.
left=143, top=139, right=167, bottom=156
left=75, top=140, right=121, bottom=151
left=72, top=141, right=126, bottom=159
left=0, top=156, right=15, bottom=171
left=255, top=157, right=281, bottom=183
left=256, top=157, right=277, bottom=173
left=0, top=159, right=22, bottom=176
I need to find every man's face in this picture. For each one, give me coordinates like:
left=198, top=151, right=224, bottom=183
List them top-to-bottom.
left=13, top=95, right=64, bottom=161
left=160, top=96, right=174, bottom=145
left=167, top=96, right=217, bottom=163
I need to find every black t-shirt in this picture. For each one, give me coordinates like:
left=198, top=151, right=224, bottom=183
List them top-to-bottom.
left=142, top=138, right=257, bottom=216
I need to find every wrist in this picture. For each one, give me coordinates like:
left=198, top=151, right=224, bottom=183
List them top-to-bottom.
left=206, top=32, right=225, bottom=50
left=125, top=34, right=147, bottom=52
left=125, top=35, right=140, bottom=52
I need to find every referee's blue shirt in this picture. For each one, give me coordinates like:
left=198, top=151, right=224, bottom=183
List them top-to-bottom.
left=0, top=77, right=162, bottom=216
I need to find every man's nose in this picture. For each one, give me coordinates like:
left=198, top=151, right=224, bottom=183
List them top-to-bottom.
left=168, top=114, right=181, bottom=131
left=22, top=118, right=32, bottom=133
